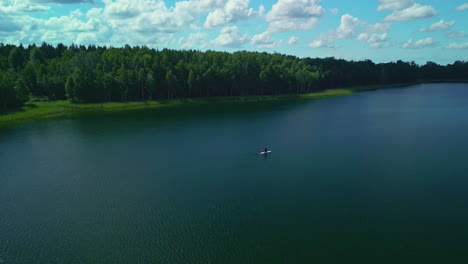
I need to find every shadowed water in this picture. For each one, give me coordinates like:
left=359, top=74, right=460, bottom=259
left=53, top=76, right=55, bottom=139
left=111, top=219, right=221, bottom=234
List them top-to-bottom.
left=1, top=83, right=468, bottom=263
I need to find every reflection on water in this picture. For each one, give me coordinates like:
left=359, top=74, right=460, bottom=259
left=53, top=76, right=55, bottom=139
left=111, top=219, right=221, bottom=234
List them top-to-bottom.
left=1, top=83, right=468, bottom=263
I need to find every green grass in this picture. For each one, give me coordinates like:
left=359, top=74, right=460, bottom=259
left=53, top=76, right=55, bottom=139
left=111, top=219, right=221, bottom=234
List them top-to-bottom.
left=0, top=81, right=465, bottom=124
left=0, top=89, right=354, bottom=124
left=0, top=100, right=164, bottom=123
left=0, top=101, right=70, bottom=122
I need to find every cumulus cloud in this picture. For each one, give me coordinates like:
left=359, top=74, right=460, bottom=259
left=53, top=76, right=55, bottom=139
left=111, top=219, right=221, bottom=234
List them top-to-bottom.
left=0, top=0, right=50, bottom=13
left=2, top=0, right=239, bottom=47
left=33, top=0, right=95, bottom=3
left=101, top=0, right=246, bottom=34
left=102, top=0, right=206, bottom=34
left=103, top=0, right=164, bottom=20
left=194, top=0, right=228, bottom=11
left=204, top=0, right=258, bottom=28
left=265, top=0, right=324, bottom=33
left=266, top=0, right=323, bottom=21
left=377, top=0, right=414, bottom=11
left=0, top=2, right=31, bottom=33
left=455, top=3, right=468, bottom=11
left=384, top=4, right=438, bottom=22
left=3, top=5, right=118, bottom=46
left=48, top=8, right=115, bottom=44
left=44, top=11, right=97, bottom=32
left=309, top=14, right=359, bottom=48
left=335, top=14, right=360, bottom=38
left=268, top=18, right=320, bottom=33
left=0, top=20, right=22, bottom=32
left=420, top=20, right=454, bottom=32
left=351, top=21, right=391, bottom=47
left=366, top=23, right=391, bottom=33
left=74, top=26, right=113, bottom=45
left=212, top=26, right=249, bottom=48
left=251, top=31, right=277, bottom=49
left=446, top=31, right=468, bottom=38
left=179, top=32, right=208, bottom=49
left=357, top=32, right=388, bottom=48
left=357, top=33, right=369, bottom=42
left=368, top=33, right=388, bottom=43
left=287, top=36, right=298, bottom=45
left=403, top=37, right=436, bottom=48
left=308, top=39, right=328, bottom=48
left=369, top=42, right=390, bottom=48
left=447, top=42, right=468, bottom=49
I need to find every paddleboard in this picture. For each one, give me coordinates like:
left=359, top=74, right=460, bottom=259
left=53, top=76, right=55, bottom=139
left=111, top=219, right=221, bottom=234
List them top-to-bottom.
left=259, top=151, right=272, bottom=154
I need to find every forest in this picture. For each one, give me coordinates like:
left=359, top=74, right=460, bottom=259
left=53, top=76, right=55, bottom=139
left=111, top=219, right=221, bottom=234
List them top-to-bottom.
left=1, top=42, right=467, bottom=113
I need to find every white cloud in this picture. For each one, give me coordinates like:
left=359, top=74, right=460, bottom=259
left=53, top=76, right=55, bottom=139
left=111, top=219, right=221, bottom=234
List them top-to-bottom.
left=0, top=0, right=50, bottom=13
left=2, top=0, right=236, bottom=47
left=35, top=0, right=95, bottom=3
left=102, top=0, right=229, bottom=34
left=102, top=0, right=224, bottom=18
left=103, top=0, right=153, bottom=19
left=103, top=0, right=181, bottom=33
left=193, top=0, right=228, bottom=11
left=204, top=0, right=259, bottom=29
left=265, top=0, right=324, bottom=33
left=266, top=0, right=323, bottom=21
left=377, top=0, right=413, bottom=11
left=0, top=1, right=35, bottom=34
left=455, top=3, right=468, bottom=11
left=258, top=4, right=265, bottom=16
left=384, top=4, right=438, bottom=22
left=0, top=5, right=118, bottom=46
left=86, top=7, right=102, bottom=17
left=330, top=8, right=339, bottom=14
left=43, top=9, right=100, bottom=32
left=47, top=9, right=115, bottom=45
left=309, top=14, right=360, bottom=48
left=335, top=14, right=360, bottom=39
left=268, top=18, right=319, bottom=33
left=0, top=20, right=22, bottom=32
left=420, top=20, right=454, bottom=32
left=355, top=22, right=391, bottom=47
left=366, top=23, right=391, bottom=32
left=212, top=26, right=249, bottom=48
left=75, top=27, right=113, bottom=45
left=251, top=31, right=276, bottom=49
left=446, top=31, right=468, bottom=38
left=179, top=32, right=208, bottom=49
left=357, top=32, right=388, bottom=48
left=368, top=32, right=388, bottom=43
left=357, top=33, right=369, bottom=41
left=287, top=36, right=298, bottom=45
left=403, top=37, right=436, bottom=48
left=309, top=39, right=328, bottom=48
left=369, top=42, right=390, bottom=48
left=447, top=42, right=468, bottom=49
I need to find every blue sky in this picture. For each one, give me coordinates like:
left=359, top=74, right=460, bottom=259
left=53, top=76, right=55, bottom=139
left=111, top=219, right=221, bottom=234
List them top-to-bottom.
left=1, top=0, right=467, bottom=64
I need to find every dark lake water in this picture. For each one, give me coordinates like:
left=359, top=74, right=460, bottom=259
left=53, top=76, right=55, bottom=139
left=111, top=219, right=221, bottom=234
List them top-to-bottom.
left=1, top=83, right=468, bottom=263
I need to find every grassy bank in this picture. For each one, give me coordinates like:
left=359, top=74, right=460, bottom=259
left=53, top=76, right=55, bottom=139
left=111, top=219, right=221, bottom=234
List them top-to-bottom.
left=0, top=82, right=464, bottom=124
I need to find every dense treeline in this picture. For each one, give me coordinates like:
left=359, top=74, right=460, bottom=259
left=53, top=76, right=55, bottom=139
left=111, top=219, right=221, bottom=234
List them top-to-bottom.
left=1, top=42, right=467, bottom=113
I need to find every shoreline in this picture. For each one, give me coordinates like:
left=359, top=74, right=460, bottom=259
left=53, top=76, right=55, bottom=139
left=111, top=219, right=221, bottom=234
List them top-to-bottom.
left=1, top=81, right=466, bottom=125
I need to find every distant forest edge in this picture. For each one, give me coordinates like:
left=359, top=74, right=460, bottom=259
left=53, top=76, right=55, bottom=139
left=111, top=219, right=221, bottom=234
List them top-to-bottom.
left=1, top=42, right=467, bottom=113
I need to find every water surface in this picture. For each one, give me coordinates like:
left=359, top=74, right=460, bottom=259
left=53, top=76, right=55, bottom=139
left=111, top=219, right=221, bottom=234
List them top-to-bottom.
left=1, top=83, right=468, bottom=263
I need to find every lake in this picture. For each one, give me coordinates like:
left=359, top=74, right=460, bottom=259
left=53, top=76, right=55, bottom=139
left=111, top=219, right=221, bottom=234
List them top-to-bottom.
left=1, top=83, right=468, bottom=263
